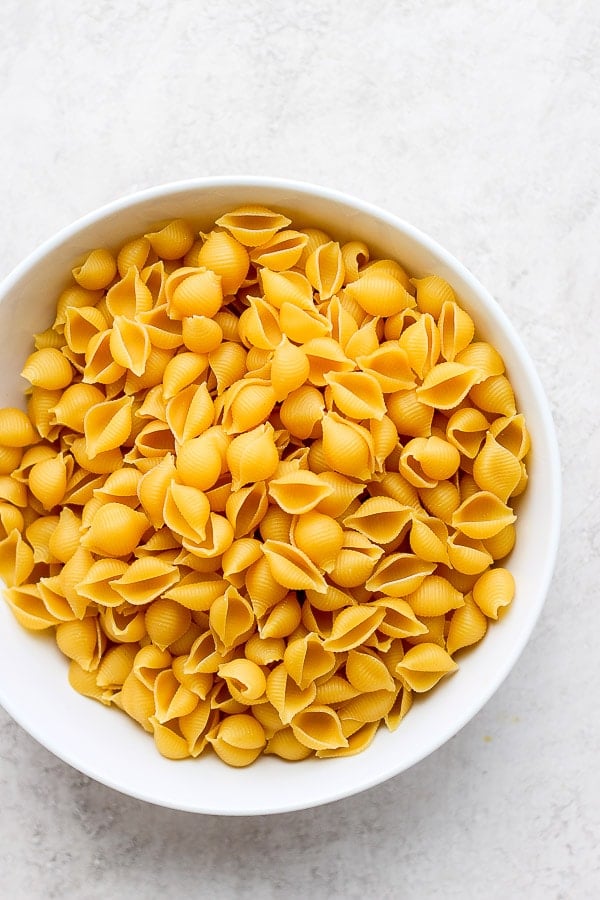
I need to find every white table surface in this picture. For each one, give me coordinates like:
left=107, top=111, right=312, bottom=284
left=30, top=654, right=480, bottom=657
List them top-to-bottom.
left=1, top=1, right=598, bottom=897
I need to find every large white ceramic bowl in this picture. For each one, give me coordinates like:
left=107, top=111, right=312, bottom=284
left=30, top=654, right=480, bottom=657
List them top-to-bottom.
left=0, top=177, right=561, bottom=815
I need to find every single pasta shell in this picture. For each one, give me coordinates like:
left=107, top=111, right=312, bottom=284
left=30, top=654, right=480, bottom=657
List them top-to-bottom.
left=215, top=206, right=291, bottom=248
left=144, top=218, right=195, bottom=259
left=250, top=229, right=309, bottom=272
left=197, top=230, right=249, bottom=294
left=117, top=235, right=151, bottom=276
left=305, top=241, right=345, bottom=300
left=72, top=248, right=117, bottom=290
left=167, top=268, right=223, bottom=320
left=260, top=268, right=314, bottom=310
left=345, top=272, right=414, bottom=316
left=411, top=274, right=455, bottom=318
left=238, top=297, right=282, bottom=350
left=438, top=300, right=475, bottom=361
left=181, top=315, right=223, bottom=354
left=271, top=338, right=310, bottom=402
left=21, top=348, right=73, bottom=391
left=416, top=362, right=482, bottom=410
left=469, top=374, right=517, bottom=417
left=83, top=395, right=133, bottom=459
left=0, top=407, right=39, bottom=447
left=321, top=412, right=374, bottom=481
left=226, top=423, right=280, bottom=490
left=472, top=433, right=523, bottom=502
left=28, top=453, right=68, bottom=510
left=451, top=491, right=516, bottom=539
left=343, top=496, right=413, bottom=545
left=81, top=502, right=149, bottom=556
left=292, top=511, right=344, bottom=572
left=261, top=539, right=327, bottom=593
left=366, top=552, right=436, bottom=597
left=472, top=567, right=515, bottom=619
left=405, top=574, right=464, bottom=617
left=259, top=593, right=302, bottom=640
left=446, top=594, right=488, bottom=655
left=145, top=598, right=192, bottom=651
left=322, top=605, right=385, bottom=653
left=55, top=617, right=104, bottom=671
left=283, top=633, right=336, bottom=691
left=395, top=642, right=458, bottom=692
left=346, top=649, right=395, bottom=693
left=120, top=671, right=155, bottom=732
left=290, top=705, right=348, bottom=751
left=265, top=727, right=313, bottom=761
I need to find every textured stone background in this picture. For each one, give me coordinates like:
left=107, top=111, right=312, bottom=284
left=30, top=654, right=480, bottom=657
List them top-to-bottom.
left=0, top=1, right=598, bottom=897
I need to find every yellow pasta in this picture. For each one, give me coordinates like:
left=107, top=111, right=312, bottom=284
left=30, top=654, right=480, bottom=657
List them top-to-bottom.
left=0, top=205, right=529, bottom=767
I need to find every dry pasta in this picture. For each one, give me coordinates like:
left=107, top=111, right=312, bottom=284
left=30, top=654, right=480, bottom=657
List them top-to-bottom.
left=0, top=205, right=530, bottom=766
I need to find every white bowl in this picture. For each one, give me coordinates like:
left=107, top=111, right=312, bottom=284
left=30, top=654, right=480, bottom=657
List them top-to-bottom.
left=0, top=177, right=561, bottom=814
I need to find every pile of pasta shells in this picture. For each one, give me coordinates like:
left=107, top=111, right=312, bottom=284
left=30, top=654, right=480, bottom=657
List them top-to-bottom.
left=0, top=206, right=529, bottom=766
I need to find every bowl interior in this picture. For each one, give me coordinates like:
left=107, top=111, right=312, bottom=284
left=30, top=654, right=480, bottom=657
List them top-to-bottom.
left=0, top=179, right=561, bottom=814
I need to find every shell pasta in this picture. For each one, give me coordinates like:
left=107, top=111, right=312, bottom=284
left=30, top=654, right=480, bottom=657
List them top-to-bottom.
left=0, top=206, right=530, bottom=766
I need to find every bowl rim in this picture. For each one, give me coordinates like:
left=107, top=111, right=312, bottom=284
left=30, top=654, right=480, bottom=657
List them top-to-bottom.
left=0, top=176, right=562, bottom=815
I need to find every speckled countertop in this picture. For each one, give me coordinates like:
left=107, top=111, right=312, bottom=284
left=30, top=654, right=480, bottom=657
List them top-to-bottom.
left=0, top=1, right=598, bottom=897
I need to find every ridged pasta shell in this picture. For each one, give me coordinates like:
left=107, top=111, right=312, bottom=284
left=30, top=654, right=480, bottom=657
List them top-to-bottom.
left=215, top=206, right=291, bottom=247
left=142, top=219, right=194, bottom=260
left=250, top=229, right=308, bottom=272
left=196, top=230, right=249, bottom=294
left=116, top=235, right=151, bottom=276
left=341, top=240, right=370, bottom=283
left=305, top=241, right=345, bottom=300
left=72, top=248, right=117, bottom=291
left=361, top=258, right=413, bottom=292
left=106, top=266, right=153, bottom=318
left=165, top=267, right=223, bottom=320
left=260, top=268, right=314, bottom=311
left=345, top=272, right=414, bottom=317
left=411, top=274, right=455, bottom=318
left=53, top=284, right=104, bottom=328
left=325, top=295, right=359, bottom=350
left=238, top=297, right=281, bottom=350
left=279, top=301, right=332, bottom=343
left=438, top=301, right=475, bottom=362
left=64, top=305, right=107, bottom=355
left=398, top=314, right=440, bottom=378
left=180, top=315, right=223, bottom=355
left=107, top=317, right=151, bottom=377
left=344, top=319, right=380, bottom=360
left=83, top=330, right=126, bottom=385
left=270, top=337, right=310, bottom=402
left=299, top=337, right=353, bottom=388
left=208, top=341, right=246, bottom=394
left=456, top=341, right=505, bottom=379
left=356, top=343, right=416, bottom=393
left=124, top=347, right=174, bottom=393
left=21, top=348, right=73, bottom=391
left=160, top=351, right=207, bottom=401
left=417, top=362, right=482, bottom=410
left=324, top=370, right=386, bottom=421
left=469, top=374, right=517, bottom=417
left=221, top=378, right=277, bottom=435
left=165, top=382, right=214, bottom=445
left=49, top=384, right=105, bottom=433
left=279, top=385, right=325, bottom=440
left=386, top=389, right=434, bottom=439
left=83, top=395, right=133, bottom=459
left=0, top=407, right=39, bottom=447
left=446, top=407, right=489, bottom=458
left=321, top=412, right=374, bottom=481
left=489, top=414, right=530, bottom=460
left=226, top=423, right=279, bottom=490
left=176, top=429, right=227, bottom=492
left=472, top=433, right=523, bottom=502
left=0, top=444, right=23, bottom=476
left=28, top=452, right=69, bottom=511
left=267, top=470, right=332, bottom=516
left=0, top=475, right=27, bottom=508
left=418, top=479, right=460, bottom=523
left=163, top=481, right=211, bottom=544
left=224, top=483, right=268, bottom=540
left=452, top=491, right=516, bottom=539
left=343, top=496, right=413, bottom=545
left=0, top=502, right=25, bottom=538
left=81, top=502, right=149, bottom=556
left=292, top=511, right=344, bottom=572
left=25, top=514, right=59, bottom=564
left=409, top=515, right=449, bottom=564
left=482, top=523, right=516, bottom=561
left=0, top=529, right=34, bottom=587
left=328, top=531, right=383, bottom=589
left=446, top=531, right=493, bottom=575
left=261, top=539, right=327, bottom=593
left=365, top=552, right=436, bottom=597
left=243, top=555, right=288, bottom=618
left=112, top=557, right=179, bottom=605
left=77, top=558, right=128, bottom=607
left=472, top=567, right=515, bottom=619
left=406, top=574, right=464, bottom=618
left=209, top=585, right=255, bottom=653
left=259, top=592, right=302, bottom=639
left=446, top=593, right=488, bottom=655
left=371, top=597, right=428, bottom=639
left=145, top=598, right=192, bottom=651
left=322, top=605, right=385, bottom=652
left=100, top=606, right=147, bottom=643
left=56, top=616, right=105, bottom=671
left=283, top=633, right=336, bottom=690
left=244, top=634, right=285, bottom=667
left=395, top=642, right=458, bottom=692
left=96, top=643, right=138, bottom=690
left=346, top=648, right=395, bottom=693
left=217, top=658, right=266, bottom=704
left=67, top=661, right=113, bottom=706
left=266, top=663, right=317, bottom=725
left=118, top=669, right=156, bottom=731
left=153, top=669, right=198, bottom=723
left=337, top=689, right=396, bottom=726
left=290, top=704, right=348, bottom=751
left=206, top=714, right=266, bottom=767
left=151, top=719, right=191, bottom=760
left=316, top=721, right=379, bottom=758
left=265, top=727, right=313, bottom=760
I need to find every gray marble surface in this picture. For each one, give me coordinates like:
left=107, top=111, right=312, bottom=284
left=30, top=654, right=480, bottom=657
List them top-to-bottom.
left=0, top=1, right=598, bottom=897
